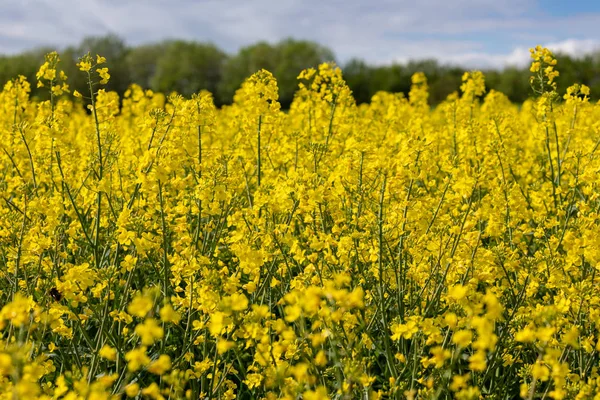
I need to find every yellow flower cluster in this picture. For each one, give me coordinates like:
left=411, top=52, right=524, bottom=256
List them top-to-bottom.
left=530, top=45, right=559, bottom=94
left=1, top=46, right=600, bottom=399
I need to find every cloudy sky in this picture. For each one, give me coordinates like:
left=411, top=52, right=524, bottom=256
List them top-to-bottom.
left=1, top=0, right=599, bottom=68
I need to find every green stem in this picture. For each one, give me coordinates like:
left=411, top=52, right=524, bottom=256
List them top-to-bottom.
left=257, top=115, right=262, bottom=188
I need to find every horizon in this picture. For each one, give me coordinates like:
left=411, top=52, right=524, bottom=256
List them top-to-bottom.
left=4, top=34, right=600, bottom=73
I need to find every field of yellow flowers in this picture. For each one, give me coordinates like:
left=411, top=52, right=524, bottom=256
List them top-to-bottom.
left=1, top=46, right=600, bottom=399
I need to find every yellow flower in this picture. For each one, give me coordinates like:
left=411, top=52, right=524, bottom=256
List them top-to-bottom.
left=96, top=55, right=106, bottom=64
left=77, top=60, right=92, bottom=72
left=530, top=62, right=540, bottom=73
left=98, top=67, right=110, bottom=84
left=581, top=84, right=590, bottom=96
left=447, top=285, right=468, bottom=301
left=229, top=292, right=248, bottom=311
left=0, top=293, right=34, bottom=326
left=128, top=294, right=154, bottom=317
left=159, top=304, right=181, bottom=324
left=284, top=304, right=302, bottom=322
left=209, top=311, right=228, bottom=336
left=444, top=312, right=458, bottom=329
left=135, top=318, right=164, bottom=345
left=391, top=319, right=419, bottom=340
left=515, top=326, right=536, bottom=343
left=536, top=326, right=555, bottom=343
left=561, top=326, right=580, bottom=349
left=452, top=330, right=473, bottom=348
left=217, top=339, right=235, bottom=354
left=99, top=344, right=117, bottom=361
left=428, top=346, right=451, bottom=368
left=125, top=347, right=150, bottom=372
left=315, top=350, right=327, bottom=367
left=468, top=350, right=487, bottom=371
left=0, top=353, right=13, bottom=375
left=147, top=354, right=171, bottom=375
left=532, top=362, right=550, bottom=381
left=244, top=373, right=263, bottom=389
left=450, top=374, right=470, bottom=392
left=54, top=375, right=69, bottom=397
left=125, top=383, right=140, bottom=397
left=141, top=383, right=163, bottom=399
left=303, top=386, right=329, bottom=400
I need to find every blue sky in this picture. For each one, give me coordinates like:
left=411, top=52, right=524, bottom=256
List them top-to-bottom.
left=0, top=0, right=598, bottom=68
left=541, top=0, right=600, bottom=16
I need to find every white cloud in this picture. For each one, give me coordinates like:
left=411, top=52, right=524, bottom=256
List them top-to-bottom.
left=0, top=0, right=598, bottom=69
left=441, top=39, right=600, bottom=70
left=546, top=39, right=600, bottom=58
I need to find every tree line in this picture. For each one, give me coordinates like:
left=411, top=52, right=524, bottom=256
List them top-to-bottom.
left=1, top=34, right=599, bottom=107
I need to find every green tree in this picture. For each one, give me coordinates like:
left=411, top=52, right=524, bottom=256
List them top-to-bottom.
left=61, top=34, right=131, bottom=96
left=1, top=36, right=600, bottom=108
left=219, top=39, right=334, bottom=108
left=273, top=39, right=335, bottom=107
left=151, top=40, right=227, bottom=102
left=125, top=42, right=169, bottom=90
left=218, top=42, right=279, bottom=106
left=0, top=48, right=50, bottom=98
left=343, top=59, right=374, bottom=104
left=485, top=67, right=530, bottom=103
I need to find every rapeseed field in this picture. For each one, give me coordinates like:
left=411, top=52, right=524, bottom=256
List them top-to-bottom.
left=1, top=47, right=600, bottom=399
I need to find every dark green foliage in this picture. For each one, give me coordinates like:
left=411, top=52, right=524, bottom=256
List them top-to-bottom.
left=1, top=34, right=599, bottom=107
left=60, top=34, right=131, bottom=97
left=217, top=38, right=335, bottom=108
left=151, top=41, right=226, bottom=101
left=125, top=42, right=170, bottom=91
left=0, top=48, right=52, bottom=97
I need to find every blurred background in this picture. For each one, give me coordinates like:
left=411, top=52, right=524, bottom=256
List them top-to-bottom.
left=1, top=0, right=599, bottom=106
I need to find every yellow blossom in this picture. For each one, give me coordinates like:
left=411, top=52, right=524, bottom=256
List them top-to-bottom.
left=77, top=60, right=92, bottom=72
left=159, top=304, right=181, bottom=324
left=135, top=318, right=164, bottom=345
left=99, top=345, right=117, bottom=361
left=125, top=347, right=150, bottom=372
left=147, top=354, right=171, bottom=375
